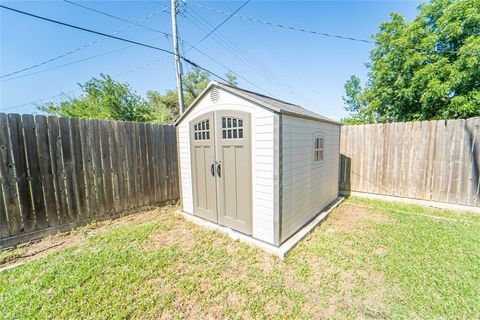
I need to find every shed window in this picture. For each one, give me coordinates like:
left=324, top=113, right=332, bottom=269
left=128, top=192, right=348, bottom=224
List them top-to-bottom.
left=221, top=117, right=243, bottom=139
left=193, top=120, right=210, bottom=140
left=314, top=136, right=324, bottom=163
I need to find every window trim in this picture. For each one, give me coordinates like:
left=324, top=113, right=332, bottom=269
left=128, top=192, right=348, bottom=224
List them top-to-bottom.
left=221, top=116, right=244, bottom=140
left=193, top=119, right=210, bottom=141
left=313, top=133, right=325, bottom=166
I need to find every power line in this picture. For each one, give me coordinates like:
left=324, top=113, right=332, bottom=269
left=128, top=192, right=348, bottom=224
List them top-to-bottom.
left=64, top=0, right=171, bottom=37
left=149, top=0, right=280, bottom=96
left=189, top=0, right=250, bottom=48
left=188, top=2, right=375, bottom=44
left=189, top=2, right=480, bottom=56
left=223, top=2, right=319, bottom=107
left=3, top=3, right=276, bottom=104
left=0, top=5, right=169, bottom=79
left=0, top=5, right=229, bottom=83
left=0, top=6, right=173, bottom=56
left=183, top=7, right=297, bottom=99
left=184, top=9, right=288, bottom=96
left=181, top=39, right=276, bottom=97
left=1, top=44, right=135, bottom=82
left=1, top=59, right=168, bottom=111
left=1, top=89, right=81, bottom=112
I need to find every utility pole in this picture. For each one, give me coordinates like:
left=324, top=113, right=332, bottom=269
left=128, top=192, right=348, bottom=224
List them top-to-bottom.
left=171, top=0, right=185, bottom=114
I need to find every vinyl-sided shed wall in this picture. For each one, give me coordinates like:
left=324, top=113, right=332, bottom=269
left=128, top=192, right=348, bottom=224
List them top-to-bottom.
left=177, top=88, right=277, bottom=244
left=280, top=115, right=340, bottom=242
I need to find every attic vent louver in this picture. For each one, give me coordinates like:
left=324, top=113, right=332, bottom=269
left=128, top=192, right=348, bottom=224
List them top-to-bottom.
left=210, top=88, right=220, bottom=103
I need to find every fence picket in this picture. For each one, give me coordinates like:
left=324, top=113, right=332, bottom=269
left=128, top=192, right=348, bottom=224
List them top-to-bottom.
left=0, top=114, right=22, bottom=235
left=8, top=114, right=35, bottom=232
left=1, top=115, right=179, bottom=248
left=35, top=115, right=60, bottom=227
left=48, top=116, right=68, bottom=225
left=59, top=117, right=78, bottom=221
left=70, top=118, right=88, bottom=221
left=340, top=118, right=480, bottom=208
left=92, top=120, right=106, bottom=215
left=100, top=120, right=114, bottom=215
left=110, top=121, right=123, bottom=212
left=118, top=121, right=128, bottom=211
left=124, top=122, right=135, bottom=209
left=132, top=123, right=143, bottom=207
left=138, top=123, right=149, bottom=205
left=159, top=126, right=168, bottom=201
left=0, top=182, right=9, bottom=238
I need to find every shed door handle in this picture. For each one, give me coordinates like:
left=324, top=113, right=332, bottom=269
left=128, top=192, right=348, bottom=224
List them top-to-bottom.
left=210, top=163, right=215, bottom=177
left=216, top=163, right=221, bottom=178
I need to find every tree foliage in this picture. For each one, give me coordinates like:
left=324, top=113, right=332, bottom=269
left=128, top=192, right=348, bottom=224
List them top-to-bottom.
left=342, top=0, right=480, bottom=124
left=146, top=67, right=238, bottom=123
left=39, top=68, right=238, bottom=124
left=38, top=74, right=152, bottom=122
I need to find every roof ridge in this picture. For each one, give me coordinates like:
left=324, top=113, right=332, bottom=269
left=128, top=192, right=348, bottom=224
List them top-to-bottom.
left=175, top=81, right=341, bottom=126
left=216, top=82, right=304, bottom=109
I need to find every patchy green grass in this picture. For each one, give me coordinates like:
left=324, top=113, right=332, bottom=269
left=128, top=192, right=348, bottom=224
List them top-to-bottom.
left=1, top=198, right=479, bottom=319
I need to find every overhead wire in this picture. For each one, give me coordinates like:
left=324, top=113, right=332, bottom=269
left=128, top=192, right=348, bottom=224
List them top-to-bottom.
left=64, top=0, right=171, bottom=37
left=147, top=0, right=277, bottom=96
left=188, top=0, right=250, bottom=48
left=4, top=1, right=273, bottom=97
left=67, top=1, right=276, bottom=96
left=221, top=1, right=315, bottom=106
left=188, top=2, right=375, bottom=44
left=189, top=2, right=479, bottom=56
left=222, top=2, right=321, bottom=107
left=2, top=3, right=278, bottom=110
left=0, top=5, right=169, bottom=79
left=0, top=5, right=230, bottom=83
left=182, top=5, right=298, bottom=100
left=184, top=9, right=286, bottom=94
left=1, top=44, right=136, bottom=82
left=2, top=59, right=169, bottom=112
left=1, top=89, right=81, bottom=112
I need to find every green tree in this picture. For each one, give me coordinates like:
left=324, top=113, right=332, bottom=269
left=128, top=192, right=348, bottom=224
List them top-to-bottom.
left=343, top=0, right=480, bottom=123
left=183, top=66, right=210, bottom=104
left=146, top=67, right=238, bottom=124
left=39, top=68, right=239, bottom=124
left=226, top=70, right=238, bottom=86
left=38, top=74, right=152, bottom=122
left=146, top=90, right=178, bottom=124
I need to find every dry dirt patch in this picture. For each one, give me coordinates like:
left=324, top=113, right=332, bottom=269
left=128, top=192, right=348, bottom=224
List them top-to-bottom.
left=329, top=202, right=391, bottom=233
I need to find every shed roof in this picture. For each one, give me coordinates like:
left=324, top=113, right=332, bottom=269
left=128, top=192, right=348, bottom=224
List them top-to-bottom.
left=175, top=81, right=341, bottom=126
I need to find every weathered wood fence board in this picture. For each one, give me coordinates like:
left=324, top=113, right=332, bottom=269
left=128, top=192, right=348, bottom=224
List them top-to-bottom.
left=0, top=113, right=179, bottom=248
left=340, top=117, right=480, bottom=208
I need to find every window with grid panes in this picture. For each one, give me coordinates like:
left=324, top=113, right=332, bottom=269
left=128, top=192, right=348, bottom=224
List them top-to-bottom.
left=221, top=117, right=243, bottom=139
left=193, top=119, right=210, bottom=140
left=314, top=135, right=324, bottom=163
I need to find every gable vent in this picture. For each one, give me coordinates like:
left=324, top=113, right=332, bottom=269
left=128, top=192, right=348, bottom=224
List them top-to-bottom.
left=210, top=88, right=220, bottom=103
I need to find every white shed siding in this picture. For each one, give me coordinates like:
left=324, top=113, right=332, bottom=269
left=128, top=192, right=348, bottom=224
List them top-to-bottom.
left=177, top=88, right=276, bottom=244
left=281, top=115, right=340, bottom=242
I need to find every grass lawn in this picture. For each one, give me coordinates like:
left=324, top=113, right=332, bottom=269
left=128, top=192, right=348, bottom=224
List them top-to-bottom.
left=1, top=197, right=479, bottom=319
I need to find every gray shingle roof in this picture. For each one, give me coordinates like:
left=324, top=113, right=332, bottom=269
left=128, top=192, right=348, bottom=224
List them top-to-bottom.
left=175, top=81, right=341, bottom=126
left=215, top=82, right=340, bottom=125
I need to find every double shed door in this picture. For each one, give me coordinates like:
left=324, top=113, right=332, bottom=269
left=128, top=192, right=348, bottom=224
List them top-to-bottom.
left=190, top=110, right=252, bottom=235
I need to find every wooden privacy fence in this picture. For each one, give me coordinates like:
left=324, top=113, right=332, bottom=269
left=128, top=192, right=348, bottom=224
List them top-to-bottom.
left=0, top=113, right=179, bottom=248
left=339, top=117, right=480, bottom=208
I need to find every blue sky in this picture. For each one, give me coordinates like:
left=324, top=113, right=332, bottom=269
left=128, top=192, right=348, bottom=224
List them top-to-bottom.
left=1, top=0, right=421, bottom=120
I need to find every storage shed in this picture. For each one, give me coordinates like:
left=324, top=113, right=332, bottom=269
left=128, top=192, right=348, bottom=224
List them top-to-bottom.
left=176, top=81, right=341, bottom=251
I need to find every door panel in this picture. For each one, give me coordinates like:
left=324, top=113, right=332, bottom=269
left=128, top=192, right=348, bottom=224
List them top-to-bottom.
left=215, top=111, right=252, bottom=235
left=190, top=112, right=217, bottom=222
